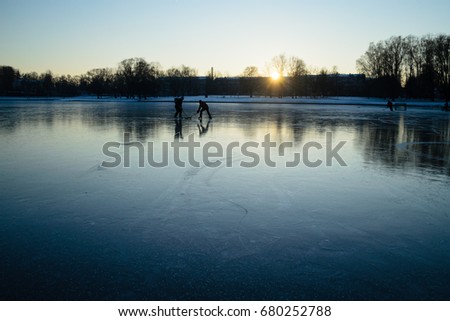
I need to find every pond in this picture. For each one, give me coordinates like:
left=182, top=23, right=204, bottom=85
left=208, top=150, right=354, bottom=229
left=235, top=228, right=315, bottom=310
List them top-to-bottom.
left=0, top=99, right=449, bottom=300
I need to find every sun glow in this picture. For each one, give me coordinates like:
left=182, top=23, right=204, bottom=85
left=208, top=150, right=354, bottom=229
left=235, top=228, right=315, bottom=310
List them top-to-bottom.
left=270, top=71, right=280, bottom=81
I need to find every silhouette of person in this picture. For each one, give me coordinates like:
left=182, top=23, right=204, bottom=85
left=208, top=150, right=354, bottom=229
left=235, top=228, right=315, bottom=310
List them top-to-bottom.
left=174, top=96, right=184, bottom=118
left=387, top=99, right=393, bottom=111
left=197, top=100, right=212, bottom=119
left=174, top=119, right=183, bottom=140
left=197, top=119, right=211, bottom=137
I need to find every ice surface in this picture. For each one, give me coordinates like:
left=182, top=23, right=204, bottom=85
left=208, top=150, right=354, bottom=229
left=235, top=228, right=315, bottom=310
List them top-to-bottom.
left=0, top=99, right=449, bottom=300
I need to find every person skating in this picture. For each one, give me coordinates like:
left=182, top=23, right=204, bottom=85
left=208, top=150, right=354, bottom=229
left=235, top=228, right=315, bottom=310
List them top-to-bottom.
left=174, top=96, right=184, bottom=118
left=387, top=99, right=393, bottom=111
left=197, top=100, right=212, bottom=119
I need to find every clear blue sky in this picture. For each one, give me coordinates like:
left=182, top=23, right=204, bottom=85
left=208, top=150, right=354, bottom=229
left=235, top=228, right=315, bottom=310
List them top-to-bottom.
left=1, top=0, right=449, bottom=76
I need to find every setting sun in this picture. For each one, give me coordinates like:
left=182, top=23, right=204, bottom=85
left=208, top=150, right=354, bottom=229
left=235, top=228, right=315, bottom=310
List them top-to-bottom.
left=270, top=71, right=280, bottom=80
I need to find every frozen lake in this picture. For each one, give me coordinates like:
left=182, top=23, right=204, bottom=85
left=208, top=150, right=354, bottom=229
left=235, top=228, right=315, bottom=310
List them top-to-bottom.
left=0, top=99, right=449, bottom=300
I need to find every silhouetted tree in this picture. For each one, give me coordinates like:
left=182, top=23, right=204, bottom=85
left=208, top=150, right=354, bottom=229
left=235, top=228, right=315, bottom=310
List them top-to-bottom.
left=358, top=34, right=450, bottom=99
left=434, top=34, right=450, bottom=101
left=384, top=36, right=405, bottom=83
left=403, top=36, right=421, bottom=80
left=417, top=36, right=436, bottom=99
left=357, top=37, right=404, bottom=98
left=357, top=42, right=385, bottom=78
left=268, top=54, right=288, bottom=97
left=271, top=54, right=287, bottom=77
left=287, top=57, right=307, bottom=97
left=117, top=58, right=137, bottom=98
left=134, top=59, right=151, bottom=99
left=147, top=62, right=164, bottom=97
left=166, top=65, right=198, bottom=96
left=0, top=66, right=18, bottom=95
left=166, top=66, right=183, bottom=96
left=240, top=66, right=259, bottom=97
left=242, top=66, right=258, bottom=77
left=86, top=68, right=113, bottom=98
left=205, top=68, right=214, bottom=97
left=312, top=68, right=329, bottom=97
left=40, top=71, right=54, bottom=96
left=19, top=72, right=38, bottom=96
left=54, top=75, right=80, bottom=97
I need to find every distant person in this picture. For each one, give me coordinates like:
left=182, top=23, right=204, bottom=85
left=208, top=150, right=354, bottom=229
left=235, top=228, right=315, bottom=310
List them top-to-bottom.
left=174, top=96, right=184, bottom=118
left=387, top=99, right=393, bottom=111
left=197, top=100, right=212, bottom=119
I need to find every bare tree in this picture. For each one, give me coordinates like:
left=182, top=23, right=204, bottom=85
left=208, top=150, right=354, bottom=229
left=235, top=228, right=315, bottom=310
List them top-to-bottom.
left=434, top=34, right=450, bottom=101
left=404, top=35, right=421, bottom=79
left=420, top=35, right=437, bottom=99
left=384, top=36, right=405, bottom=82
left=357, top=38, right=404, bottom=98
left=356, top=41, right=385, bottom=78
left=266, top=54, right=288, bottom=97
left=271, top=54, right=287, bottom=77
left=287, top=57, right=307, bottom=97
left=287, top=57, right=307, bottom=77
left=116, top=58, right=160, bottom=99
left=117, top=58, right=137, bottom=98
left=134, top=58, right=151, bottom=99
left=147, top=62, right=164, bottom=97
left=166, top=65, right=198, bottom=96
left=181, top=65, right=198, bottom=77
left=0, top=66, right=19, bottom=95
left=240, top=66, right=259, bottom=97
left=242, top=66, right=258, bottom=78
left=87, top=68, right=113, bottom=98
left=40, top=71, right=54, bottom=96
left=54, top=74, right=80, bottom=97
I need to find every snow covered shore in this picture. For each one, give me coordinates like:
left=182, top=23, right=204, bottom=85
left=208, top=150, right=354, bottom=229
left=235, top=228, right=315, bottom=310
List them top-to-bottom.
left=0, top=95, right=447, bottom=109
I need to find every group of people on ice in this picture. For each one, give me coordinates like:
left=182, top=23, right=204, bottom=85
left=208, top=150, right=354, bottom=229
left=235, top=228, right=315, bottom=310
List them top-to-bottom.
left=173, top=96, right=211, bottom=140
left=174, top=96, right=212, bottom=119
left=387, top=98, right=449, bottom=112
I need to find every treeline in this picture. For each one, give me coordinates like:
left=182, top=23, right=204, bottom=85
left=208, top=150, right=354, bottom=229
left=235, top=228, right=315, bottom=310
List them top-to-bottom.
left=1, top=34, right=448, bottom=100
left=357, top=34, right=450, bottom=100
left=0, top=58, right=197, bottom=98
left=0, top=60, right=364, bottom=98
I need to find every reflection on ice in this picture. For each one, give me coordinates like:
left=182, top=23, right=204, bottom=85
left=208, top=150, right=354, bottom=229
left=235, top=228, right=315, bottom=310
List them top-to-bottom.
left=0, top=100, right=449, bottom=300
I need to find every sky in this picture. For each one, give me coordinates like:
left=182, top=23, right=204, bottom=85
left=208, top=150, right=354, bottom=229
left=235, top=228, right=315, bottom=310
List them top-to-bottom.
left=1, top=0, right=449, bottom=77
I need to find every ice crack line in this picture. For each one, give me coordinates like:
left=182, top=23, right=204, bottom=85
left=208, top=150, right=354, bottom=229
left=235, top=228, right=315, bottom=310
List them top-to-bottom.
left=227, top=200, right=249, bottom=225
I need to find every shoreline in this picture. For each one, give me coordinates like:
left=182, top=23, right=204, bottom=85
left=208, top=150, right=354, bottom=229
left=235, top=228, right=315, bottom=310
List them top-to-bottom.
left=0, top=95, right=447, bottom=109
